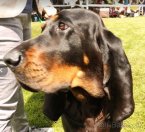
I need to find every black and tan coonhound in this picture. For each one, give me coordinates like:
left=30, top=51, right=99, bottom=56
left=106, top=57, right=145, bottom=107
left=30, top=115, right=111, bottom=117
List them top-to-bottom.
left=4, top=9, right=134, bottom=132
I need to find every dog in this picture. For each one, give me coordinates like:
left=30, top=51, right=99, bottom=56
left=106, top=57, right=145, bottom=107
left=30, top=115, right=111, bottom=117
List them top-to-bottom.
left=4, top=9, right=134, bottom=132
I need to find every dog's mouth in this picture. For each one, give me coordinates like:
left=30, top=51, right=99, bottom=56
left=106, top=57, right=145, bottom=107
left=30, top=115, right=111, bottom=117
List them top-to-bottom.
left=13, top=58, right=104, bottom=100
left=14, top=69, right=105, bottom=101
left=16, top=69, right=104, bottom=103
left=18, top=79, right=101, bottom=103
left=19, top=79, right=102, bottom=102
left=19, top=80, right=69, bottom=93
left=19, top=81, right=38, bottom=92
left=59, top=87, right=69, bottom=92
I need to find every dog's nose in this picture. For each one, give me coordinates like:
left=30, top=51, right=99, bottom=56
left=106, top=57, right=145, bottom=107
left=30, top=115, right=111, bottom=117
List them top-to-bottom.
left=4, top=49, right=23, bottom=68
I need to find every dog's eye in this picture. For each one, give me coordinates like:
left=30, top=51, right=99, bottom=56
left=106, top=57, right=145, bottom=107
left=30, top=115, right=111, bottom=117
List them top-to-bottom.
left=58, top=22, right=68, bottom=30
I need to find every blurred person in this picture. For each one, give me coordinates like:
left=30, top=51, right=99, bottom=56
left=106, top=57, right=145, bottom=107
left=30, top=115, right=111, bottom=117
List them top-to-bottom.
left=0, top=0, right=56, bottom=132
left=64, top=0, right=77, bottom=5
left=144, top=0, right=145, bottom=15
left=130, top=2, right=139, bottom=13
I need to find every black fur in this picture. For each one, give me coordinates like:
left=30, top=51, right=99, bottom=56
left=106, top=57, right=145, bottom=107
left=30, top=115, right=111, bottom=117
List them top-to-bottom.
left=4, top=9, right=134, bottom=132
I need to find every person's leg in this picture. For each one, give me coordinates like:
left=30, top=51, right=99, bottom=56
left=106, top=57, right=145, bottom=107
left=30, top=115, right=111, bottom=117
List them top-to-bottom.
left=11, top=13, right=32, bottom=132
left=18, top=13, right=32, bottom=41
left=0, top=17, right=29, bottom=132
left=12, top=88, right=29, bottom=132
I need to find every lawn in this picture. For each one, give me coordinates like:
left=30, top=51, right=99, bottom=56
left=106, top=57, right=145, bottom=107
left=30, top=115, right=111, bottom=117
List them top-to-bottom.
left=23, top=16, right=145, bottom=132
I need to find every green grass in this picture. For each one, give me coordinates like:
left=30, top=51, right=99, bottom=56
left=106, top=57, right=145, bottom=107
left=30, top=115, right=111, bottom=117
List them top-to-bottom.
left=23, top=16, right=145, bottom=132
left=104, top=17, right=145, bottom=132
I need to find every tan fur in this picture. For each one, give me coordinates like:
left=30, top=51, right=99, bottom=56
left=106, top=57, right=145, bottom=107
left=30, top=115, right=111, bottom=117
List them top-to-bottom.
left=51, top=14, right=59, bottom=21
left=41, top=23, right=46, bottom=29
left=83, top=54, right=89, bottom=65
left=103, top=65, right=107, bottom=78
left=71, top=71, right=104, bottom=101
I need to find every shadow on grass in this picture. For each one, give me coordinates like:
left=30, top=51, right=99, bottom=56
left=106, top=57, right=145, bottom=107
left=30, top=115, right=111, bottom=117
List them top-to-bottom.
left=24, top=92, right=55, bottom=127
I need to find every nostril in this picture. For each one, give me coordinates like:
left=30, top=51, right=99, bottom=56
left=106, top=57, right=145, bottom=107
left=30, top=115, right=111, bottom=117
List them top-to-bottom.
left=4, top=50, right=23, bottom=67
left=5, top=55, right=22, bottom=67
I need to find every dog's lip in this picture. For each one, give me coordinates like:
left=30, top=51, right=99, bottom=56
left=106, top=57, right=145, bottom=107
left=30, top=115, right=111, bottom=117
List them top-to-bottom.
left=19, top=81, right=38, bottom=92
left=71, top=86, right=105, bottom=98
left=59, top=87, right=69, bottom=92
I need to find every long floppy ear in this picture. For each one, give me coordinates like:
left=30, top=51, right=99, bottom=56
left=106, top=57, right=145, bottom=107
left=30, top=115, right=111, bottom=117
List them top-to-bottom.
left=98, top=20, right=134, bottom=122
left=43, top=92, right=67, bottom=121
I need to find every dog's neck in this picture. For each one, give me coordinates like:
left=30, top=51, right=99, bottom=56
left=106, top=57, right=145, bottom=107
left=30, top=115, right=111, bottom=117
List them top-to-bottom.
left=65, top=92, right=112, bottom=131
left=79, top=97, right=110, bottom=131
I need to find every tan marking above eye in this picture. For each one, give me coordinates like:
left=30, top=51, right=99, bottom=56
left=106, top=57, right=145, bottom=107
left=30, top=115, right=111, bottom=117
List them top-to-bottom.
left=51, top=14, right=59, bottom=21
left=41, top=23, right=46, bottom=29
left=83, top=54, right=89, bottom=65
left=103, top=65, right=108, bottom=78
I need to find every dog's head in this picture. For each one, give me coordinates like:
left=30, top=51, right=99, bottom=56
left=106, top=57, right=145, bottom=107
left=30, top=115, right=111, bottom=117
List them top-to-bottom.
left=4, top=9, right=134, bottom=122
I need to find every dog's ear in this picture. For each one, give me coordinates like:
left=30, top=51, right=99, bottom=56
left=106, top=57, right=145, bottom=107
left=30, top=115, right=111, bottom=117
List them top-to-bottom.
left=97, top=20, right=134, bottom=122
left=43, top=92, right=67, bottom=121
